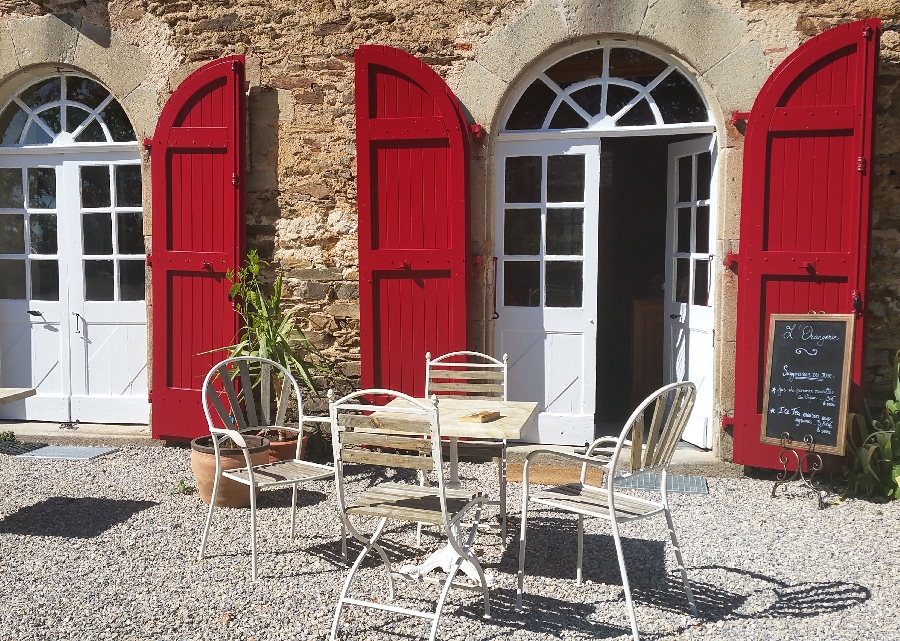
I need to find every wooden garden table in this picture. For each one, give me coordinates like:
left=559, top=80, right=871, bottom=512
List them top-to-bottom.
left=0, top=388, right=35, bottom=406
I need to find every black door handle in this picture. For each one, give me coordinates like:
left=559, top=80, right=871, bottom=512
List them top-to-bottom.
left=27, top=310, right=42, bottom=317
left=669, top=313, right=682, bottom=320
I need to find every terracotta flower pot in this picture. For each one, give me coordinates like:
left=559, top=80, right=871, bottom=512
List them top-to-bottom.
left=268, top=433, right=309, bottom=463
left=190, top=435, right=270, bottom=508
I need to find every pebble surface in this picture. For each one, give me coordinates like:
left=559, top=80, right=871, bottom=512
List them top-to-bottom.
left=1, top=446, right=898, bottom=641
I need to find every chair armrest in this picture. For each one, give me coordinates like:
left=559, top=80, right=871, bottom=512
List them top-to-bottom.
left=302, top=416, right=331, bottom=424
left=523, top=448, right=614, bottom=468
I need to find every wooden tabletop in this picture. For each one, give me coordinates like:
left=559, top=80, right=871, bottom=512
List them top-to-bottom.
left=0, top=388, right=35, bottom=407
left=381, top=397, right=539, bottom=440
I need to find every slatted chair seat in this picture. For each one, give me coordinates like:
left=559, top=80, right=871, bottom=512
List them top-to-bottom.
left=517, top=382, right=699, bottom=641
left=224, top=459, right=334, bottom=486
left=347, top=482, right=481, bottom=525
left=529, top=484, right=662, bottom=520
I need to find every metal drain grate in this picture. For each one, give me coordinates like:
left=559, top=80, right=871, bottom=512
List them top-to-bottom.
left=0, top=441, right=48, bottom=456
left=16, top=445, right=118, bottom=461
left=614, top=472, right=708, bottom=494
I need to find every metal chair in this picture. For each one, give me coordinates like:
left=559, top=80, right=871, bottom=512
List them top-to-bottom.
left=423, top=351, right=509, bottom=540
left=197, top=356, right=336, bottom=581
left=517, top=381, right=698, bottom=641
left=329, top=389, right=491, bottom=641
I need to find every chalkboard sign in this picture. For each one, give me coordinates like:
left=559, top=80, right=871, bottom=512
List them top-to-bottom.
left=760, top=314, right=854, bottom=456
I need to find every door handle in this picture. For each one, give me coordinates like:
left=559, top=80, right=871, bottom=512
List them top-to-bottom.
left=27, top=310, right=42, bottom=317
left=72, top=312, right=82, bottom=334
left=670, top=313, right=682, bottom=321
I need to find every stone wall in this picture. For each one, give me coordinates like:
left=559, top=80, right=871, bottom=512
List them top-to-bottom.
left=0, top=0, right=898, bottom=442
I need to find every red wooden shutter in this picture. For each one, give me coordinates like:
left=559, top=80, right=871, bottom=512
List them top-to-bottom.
left=732, top=20, right=880, bottom=468
left=355, top=45, right=471, bottom=396
left=149, top=56, right=246, bottom=440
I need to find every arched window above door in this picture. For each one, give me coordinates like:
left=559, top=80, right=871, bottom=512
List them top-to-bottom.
left=504, top=46, right=710, bottom=132
left=0, top=75, right=136, bottom=147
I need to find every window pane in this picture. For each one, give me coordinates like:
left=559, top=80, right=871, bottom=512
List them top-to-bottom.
left=608, top=48, right=668, bottom=85
left=545, top=49, right=604, bottom=88
left=651, top=70, right=708, bottom=124
left=66, top=77, right=109, bottom=110
left=20, top=78, right=60, bottom=109
left=506, top=79, right=557, bottom=130
left=605, top=84, right=639, bottom=117
left=570, top=85, right=603, bottom=117
left=616, top=99, right=655, bottom=126
left=100, top=101, right=136, bottom=142
left=548, top=102, right=588, bottom=129
left=0, top=105, right=27, bottom=145
left=66, top=106, right=90, bottom=133
left=38, top=107, right=61, bottom=134
left=75, top=120, right=105, bottom=143
left=22, top=122, right=53, bottom=145
left=696, top=152, right=712, bottom=200
left=547, top=155, right=584, bottom=203
left=505, top=156, right=541, bottom=204
left=678, top=156, right=692, bottom=203
left=81, top=165, right=111, bottom=208
left=115, top=165, right=142, bottom=207
left=27, top=168, right=56, bottom=209
left=0, top=169, right=23, bottom=208
left=696, top=206, right=710, bottom=254
left=546, top=208, right=583, bottom=255
left=676, top=208, right=691, bottom=253
left=504, top=209, right=541, bottom=256
left=117, top=212, right=144, bottom=254
left=83, top=213, right=113, bottom=255
left=30, top=214, right=57, bottom=254
left=0, top=215, right=24, bottom=253
left=675, top=257, right=690, bottom=304
left=0, top=259, right=25, bottom=299
left=693, top=259, right=709, bottom=307
left=31, top=260, right=59, bottom=301
left=85, top=260, right=114, bottom=301
left=119, top=260, right=145, bottom=301
left=504, top=261, right=540, bottom=307
left=545, top=261, right=582, bottom=307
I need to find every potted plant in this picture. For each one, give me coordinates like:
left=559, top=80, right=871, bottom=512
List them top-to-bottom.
left=223, top=250, right=324, bottom=462
left=190, top=432, right=270, bottom=507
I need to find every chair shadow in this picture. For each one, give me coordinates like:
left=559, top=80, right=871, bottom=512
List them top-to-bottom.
left=253, top=487, right=328, bottom=509
left=0, top=497, right=157, bottom=538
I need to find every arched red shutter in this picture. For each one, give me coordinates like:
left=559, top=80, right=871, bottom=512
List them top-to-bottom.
left=732, top=20, right=880, bottom=468
left=355, top=46, right=471, bottom=395
left=148, top=56, right=246, bottom=440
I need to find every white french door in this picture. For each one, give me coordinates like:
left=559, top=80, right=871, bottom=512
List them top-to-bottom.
left=663, top=135, right=716, bottom=448
left=495, top=140, right=599, bottom=445
left=0, top=151, right=148, bottom=423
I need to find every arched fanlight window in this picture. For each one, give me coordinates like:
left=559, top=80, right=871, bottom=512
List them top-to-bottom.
left=504, top=46, right=710, bottom=131
left=0, top=75, right=136, bottom=146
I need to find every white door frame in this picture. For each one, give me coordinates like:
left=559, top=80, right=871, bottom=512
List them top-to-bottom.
left=494, top=139, right=599, bottom=445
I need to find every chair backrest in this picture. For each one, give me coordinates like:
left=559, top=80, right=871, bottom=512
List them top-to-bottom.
left=425, top=351, right=508, bottom=401
left=201, top=356, right=304, bottom=446
left=586, top=381, right=697, bottom=485
left=329, top=389, right=452, bottom=520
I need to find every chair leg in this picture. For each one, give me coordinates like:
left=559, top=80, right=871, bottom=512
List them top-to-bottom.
left=499, top=443, right=507, bottom=542
left=416, top=469, right=427, bottom=547
left=197, top=470, right=221, bottom=561
left=250, top=482, right=259, bottom=581
left=290, top=483, right=299, bottom=539
left=516, top=496, right=529, bottom=610
left=664, top=507, right=698, bottom=616
left=576, top=514, right=584, bottom=584
left=330, top=517, right=389, bottom=641
left=610, top=519, right=640, bottom=641
left=341, top=520, right=348, bottom=563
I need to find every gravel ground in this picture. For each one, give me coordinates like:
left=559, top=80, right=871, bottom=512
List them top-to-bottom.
left=0, top=445, right=897, bottom=641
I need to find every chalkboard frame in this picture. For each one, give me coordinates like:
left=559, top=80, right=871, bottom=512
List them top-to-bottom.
left=760, top=313, right=854, bottom=456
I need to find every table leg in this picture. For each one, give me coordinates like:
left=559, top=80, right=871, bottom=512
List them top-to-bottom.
left=447, top=437, right=460, bottom=489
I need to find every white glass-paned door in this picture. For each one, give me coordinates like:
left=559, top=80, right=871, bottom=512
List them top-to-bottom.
left=664, top=135, right=716, bottom=448
left=495, top=140, right=599, bottom=445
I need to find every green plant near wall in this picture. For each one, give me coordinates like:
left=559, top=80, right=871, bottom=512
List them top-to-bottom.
left=225, top=250, right=323, bottom=393
left=845, top=350, right=900, bottom=499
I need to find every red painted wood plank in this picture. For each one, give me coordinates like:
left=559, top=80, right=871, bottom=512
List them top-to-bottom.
left=368, top=117, right=448, bottom=140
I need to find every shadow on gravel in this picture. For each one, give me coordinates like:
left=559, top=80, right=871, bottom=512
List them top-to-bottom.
left=252, top=487, right=328, bottom=509
left=0, top=497, right=156, bottom=538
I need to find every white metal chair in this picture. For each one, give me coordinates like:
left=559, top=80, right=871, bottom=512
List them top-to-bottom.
left=423, top=350, right=509, bottom=540
left=197, top=356, right=336, bottom=581
left=517, top=381, right=698, bottom=641
left=329, top=389, right=491, bottom=641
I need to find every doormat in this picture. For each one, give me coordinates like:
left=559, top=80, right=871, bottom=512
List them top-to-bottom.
left=0, top=441, right=48, bottom=456
left=16, top=445, right=118, bottom=461
left=614, top=472, right=708, bottom=495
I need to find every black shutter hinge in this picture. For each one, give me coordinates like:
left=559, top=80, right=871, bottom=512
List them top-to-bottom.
left=862, top=24, right=874, bottom=39
left=857, top=157, right=867, bottom=174
left=852, top=290, right=863, bottom=315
